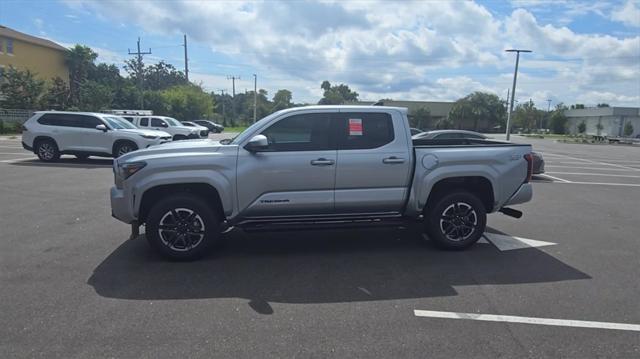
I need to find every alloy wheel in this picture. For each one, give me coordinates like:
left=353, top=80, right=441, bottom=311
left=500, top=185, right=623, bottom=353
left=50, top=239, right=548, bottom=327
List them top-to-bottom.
left=439, top=202, right=478, bottom=242
left=158, top=208, right=206, bottom=251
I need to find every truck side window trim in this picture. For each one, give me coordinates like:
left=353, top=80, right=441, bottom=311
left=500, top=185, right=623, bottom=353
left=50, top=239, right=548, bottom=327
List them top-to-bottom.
left=140, top=118, right=149, bottom=126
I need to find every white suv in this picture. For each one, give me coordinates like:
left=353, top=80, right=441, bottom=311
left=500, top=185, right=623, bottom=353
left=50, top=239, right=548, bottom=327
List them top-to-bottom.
left=22, top=112, right=172, bottom=162
left=124, top=116, right=202, bottom=140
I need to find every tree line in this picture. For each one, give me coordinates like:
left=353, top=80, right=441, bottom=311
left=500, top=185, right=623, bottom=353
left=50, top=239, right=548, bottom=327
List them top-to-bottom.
left=1, top=44, right=578, bottom=133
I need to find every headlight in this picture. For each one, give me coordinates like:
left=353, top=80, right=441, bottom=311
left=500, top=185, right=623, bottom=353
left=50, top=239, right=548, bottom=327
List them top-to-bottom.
left=140, top=134, right=158, bottom=139
left=118, top=161, right=147, bottom=179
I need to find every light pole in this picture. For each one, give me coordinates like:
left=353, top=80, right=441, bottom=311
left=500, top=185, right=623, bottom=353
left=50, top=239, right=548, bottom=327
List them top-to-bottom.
left=505, top=49, right=531, bottom=141
left=253, top=74, right=257, bottom=123
left=545, top=99, right=552, bottom=131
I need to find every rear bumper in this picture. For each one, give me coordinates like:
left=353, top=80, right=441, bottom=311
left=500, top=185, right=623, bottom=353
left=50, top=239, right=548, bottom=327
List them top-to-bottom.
left=22, top=141, right=33, bottom=152
left=503, top=183, right=533, bottom=207
left=110, top=186, right=135, bottom=224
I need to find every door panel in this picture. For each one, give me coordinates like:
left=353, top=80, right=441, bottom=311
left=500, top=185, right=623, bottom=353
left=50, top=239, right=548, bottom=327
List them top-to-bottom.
left=236, top=112, right=337, bottom=217
left=333, top=112, right=412, bottom=213
left=77, top=115, right=112, bottom=153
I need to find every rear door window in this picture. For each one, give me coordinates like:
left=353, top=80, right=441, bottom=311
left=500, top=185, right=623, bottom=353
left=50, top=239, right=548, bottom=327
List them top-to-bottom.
left=334, top=112, right=394, bottom=150
left=37, top=113, right=75, bottom=127
left=140, top=118, right=149, bottom=126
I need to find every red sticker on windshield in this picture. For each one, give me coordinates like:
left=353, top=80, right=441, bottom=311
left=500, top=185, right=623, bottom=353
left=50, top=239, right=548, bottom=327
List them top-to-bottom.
left=348, top=118, right=362, bottom=136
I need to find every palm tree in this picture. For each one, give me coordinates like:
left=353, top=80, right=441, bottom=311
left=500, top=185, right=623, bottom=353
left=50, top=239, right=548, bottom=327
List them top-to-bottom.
left=65, top=45, right=97, bottom=105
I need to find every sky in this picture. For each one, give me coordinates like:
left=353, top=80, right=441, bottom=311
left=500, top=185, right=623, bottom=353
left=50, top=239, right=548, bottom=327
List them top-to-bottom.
left=1, top=0, right=639, bottom=108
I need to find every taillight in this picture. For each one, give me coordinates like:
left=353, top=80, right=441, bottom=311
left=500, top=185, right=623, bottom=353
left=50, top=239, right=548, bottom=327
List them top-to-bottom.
left=21, top=124, right=27, bottom=132
left=523, top=153, right=533, bottom=183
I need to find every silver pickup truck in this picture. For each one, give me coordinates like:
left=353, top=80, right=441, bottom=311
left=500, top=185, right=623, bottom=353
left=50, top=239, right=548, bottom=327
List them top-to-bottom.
left=111, top=106, right=533, bottom=260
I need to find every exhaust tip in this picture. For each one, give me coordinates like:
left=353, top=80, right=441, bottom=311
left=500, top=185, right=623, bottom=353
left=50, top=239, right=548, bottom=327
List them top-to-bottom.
left=499, top=207, right=523, bottom=219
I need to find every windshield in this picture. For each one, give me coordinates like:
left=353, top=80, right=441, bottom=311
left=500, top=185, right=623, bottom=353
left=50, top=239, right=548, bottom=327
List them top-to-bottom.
left=104, top=116, right=138, bottom=130
left=163, top=117, right=182, bottom=126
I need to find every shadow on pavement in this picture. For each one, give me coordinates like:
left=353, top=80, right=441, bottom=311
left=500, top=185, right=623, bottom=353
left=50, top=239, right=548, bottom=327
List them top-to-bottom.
left=9, top=157, right=113, bottom=168
left=88, top=226, right=590, bottom=314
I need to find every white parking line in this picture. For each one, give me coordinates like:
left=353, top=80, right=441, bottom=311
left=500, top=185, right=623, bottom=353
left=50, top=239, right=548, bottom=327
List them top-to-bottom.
left=0, top=152, right=31, bottom=155
left=544, top=153, right=640, bottom=171
left=0, top=157, right=36, bottom=163
left=545, top=165, right=636, bottom=172
left=546, top=172, right=640, bottom=178
left=537, top=173, right=571, bottom=183
left=549, top=181, right=640, bottom=187
left=483, top=233, right=556, bottom=251
left=413, top=310, right=640, bottom=332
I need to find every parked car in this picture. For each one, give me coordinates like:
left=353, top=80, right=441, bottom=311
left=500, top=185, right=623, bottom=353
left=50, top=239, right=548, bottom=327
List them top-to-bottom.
left=111, top=105, right=534, bottom=260
left=21, top=112, right=172, bottom=162
left=128, top=116, right=201, bottom=140
left=194, top=120, right=224, bottom=133
left=181, top=121, right=210, bottom=138
left=410, top=128, right=423, bottom=136
left=412, top=129, right=488, bottom=140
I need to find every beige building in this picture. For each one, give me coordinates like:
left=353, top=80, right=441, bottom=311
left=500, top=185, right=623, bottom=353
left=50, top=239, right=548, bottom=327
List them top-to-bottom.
left=0, top=25, right=69, bottom=81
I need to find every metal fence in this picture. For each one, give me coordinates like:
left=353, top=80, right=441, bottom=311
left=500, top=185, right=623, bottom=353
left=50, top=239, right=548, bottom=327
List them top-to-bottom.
left=0, top=109, right=36, bottom=124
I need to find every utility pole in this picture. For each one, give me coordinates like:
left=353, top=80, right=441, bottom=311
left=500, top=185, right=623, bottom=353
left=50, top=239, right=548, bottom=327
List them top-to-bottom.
left=183, top=34, right=189, bottom=82
left=128, top=37, right=151, bottom=109
left=505, top=49, right=532, bottom=141
left=253, top=74, right=257, bottom=123
left=227, top=75, right=240, bottom=97
left=226, top=76, right=240, bottom=126
left=218, top=89, right=226, bottom=126
left=545, top=99, right=552, bottom=131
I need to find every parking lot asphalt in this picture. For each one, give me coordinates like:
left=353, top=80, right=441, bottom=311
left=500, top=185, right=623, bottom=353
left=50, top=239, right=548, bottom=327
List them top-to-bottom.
left=1, top=135, right=639, bottom=358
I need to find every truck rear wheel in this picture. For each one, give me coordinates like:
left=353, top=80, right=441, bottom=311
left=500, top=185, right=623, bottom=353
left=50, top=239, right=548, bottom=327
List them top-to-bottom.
left=424, top=191, right=486, bottom=250
left=145, top=193, right=221, bottom=261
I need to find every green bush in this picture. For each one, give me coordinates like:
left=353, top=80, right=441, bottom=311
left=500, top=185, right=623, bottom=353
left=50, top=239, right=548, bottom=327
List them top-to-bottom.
left=0, top=121, right=22, bottom=134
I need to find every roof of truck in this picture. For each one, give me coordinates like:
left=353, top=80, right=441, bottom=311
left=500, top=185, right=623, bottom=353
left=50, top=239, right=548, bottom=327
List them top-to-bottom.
left=276, top=105, right=408, bottom=114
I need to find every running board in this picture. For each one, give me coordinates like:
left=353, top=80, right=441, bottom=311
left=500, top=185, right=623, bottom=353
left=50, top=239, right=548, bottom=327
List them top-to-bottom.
left=238, top=215, right=407, bottom=232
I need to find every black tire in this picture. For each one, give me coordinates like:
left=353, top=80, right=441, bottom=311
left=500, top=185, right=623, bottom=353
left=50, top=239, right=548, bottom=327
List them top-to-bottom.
left=173, top=135, right=187, bottom=141
left=35, top=139, right=60, bottom=162
left=113, top=141, right=138, bottom=158
left=75, top=154, right=90, bottom=160
left=424, top=191, right=486, bottom=250
left=146, top=193, right=221, bottom=261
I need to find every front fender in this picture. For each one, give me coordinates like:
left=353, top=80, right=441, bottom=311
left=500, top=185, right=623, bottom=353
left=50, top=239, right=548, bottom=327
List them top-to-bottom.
left=132, top=169, right=234, bottom=217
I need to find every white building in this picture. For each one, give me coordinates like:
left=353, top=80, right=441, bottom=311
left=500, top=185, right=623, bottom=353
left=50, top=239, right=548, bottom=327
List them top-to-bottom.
left=565, top=107, right=640, bottom=137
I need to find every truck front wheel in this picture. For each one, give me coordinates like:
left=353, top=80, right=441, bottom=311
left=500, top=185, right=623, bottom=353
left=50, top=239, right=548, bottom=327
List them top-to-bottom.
left=424, top=191, right=486, bottom=250
left=145, top=193, right=221, bottom=260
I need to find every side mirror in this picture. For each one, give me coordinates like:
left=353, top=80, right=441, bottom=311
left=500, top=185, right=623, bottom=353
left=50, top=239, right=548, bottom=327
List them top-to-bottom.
left=160, top=122, right=168, bottom=128
left=96, top=124, right=108, bottom=132
left=244, top=134, right=269, bottom=152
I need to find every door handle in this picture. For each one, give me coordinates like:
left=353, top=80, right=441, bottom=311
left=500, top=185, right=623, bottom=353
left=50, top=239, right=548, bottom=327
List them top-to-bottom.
left=383, top=156, right=405, bottom=164
left=310, top=158, right=335, bottom=166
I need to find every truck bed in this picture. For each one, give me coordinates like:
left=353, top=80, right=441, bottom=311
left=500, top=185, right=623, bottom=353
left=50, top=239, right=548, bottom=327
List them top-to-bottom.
left=412, top=138, right=530, bottom=147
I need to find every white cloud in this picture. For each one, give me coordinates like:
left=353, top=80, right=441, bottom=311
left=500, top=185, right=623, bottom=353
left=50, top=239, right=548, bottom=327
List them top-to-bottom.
left=63, top=0, right=640, bottom=107
left=611, top=0, right=640, bottom=27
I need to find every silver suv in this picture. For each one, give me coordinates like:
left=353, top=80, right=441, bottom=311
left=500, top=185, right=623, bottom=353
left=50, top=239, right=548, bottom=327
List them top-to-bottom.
left=21, top=111, right=172, bottom=162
